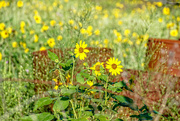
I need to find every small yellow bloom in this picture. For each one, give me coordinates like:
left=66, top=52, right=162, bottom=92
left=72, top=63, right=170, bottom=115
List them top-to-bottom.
left=64, top=0, right=69, bottom=2
left=17, top=1, right=23, bottom=8
left=155, top=2, right=163, bottom=7
left=95, top=5, right=102, bottom=11
left=163, top=7, right=170, bottom=15
left=34, top=15, right=41, bottom=24
left=177, top=17, right=180, bottom=22
left=158, top=18, right=163, bottom=23
left=69, top=19, right=74, bottom=25
left=50, top=20, right=56, bottom=26
left=118, top=20, right=123, bottom=25
left=20, top=21, right=25, bottom=28
left=59, top=21, right=63, bottom=26
left=78, top=22, right=82, bottom=28
left=167, top=22, right=174, bottom=28
left=0, top=23, right=5, bottom=30
left=41, top=25, right=49, bottom=32
left=7, top=27, right=12, bottom=34
left=21, top=27, right=25, bottom=33
left=80, top=28, right=87, bottom=34
left=94, top=29, right=100, bottom=35
left=124, top=29, right=130, bottom=36
left=170, top=29, right=178, bottom=37
left=1, top=30, right=9, bottom=39
left=30, top=30, right=35, bottom=34
left=34, top=35, right=38, bottom=43
left=57, top=35, right=63, bottom=41
left=47, top=38, right=56, bottom=48
left=104, top=39, right=109, bottom=44
left=74, top=40, right=89, bottom=60
left=12, top=42, right=18, bottom=48
left=22, top=43, right=26, bottom=49
left=40, top=46, right=46, bottom=51
left=24, top=48, right=29, bottom=53
left=0, top=52, right=2, bottom=61
left=123, top=53, right=127, bottom=57
left=106, top=57, right=123, bottom=76
left=55, top=59, right=59, bottom=63
left=90, top=62, right=104, bottom=76
left=141, top=63, right=144, bottom=67
left=53, top=78, right=63, bottom=90
left=87, top=81, right=93, bottom=87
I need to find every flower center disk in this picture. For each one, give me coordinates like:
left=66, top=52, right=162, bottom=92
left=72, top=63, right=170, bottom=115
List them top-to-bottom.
left=79, top=47, right=84, bottom=53
left=112, top=63, right=117, bottom=69
left=95, top=65, right=100, bottom=71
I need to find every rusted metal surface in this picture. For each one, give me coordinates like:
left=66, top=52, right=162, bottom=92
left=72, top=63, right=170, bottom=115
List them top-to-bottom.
left=148, top=38, right=180, bottom=77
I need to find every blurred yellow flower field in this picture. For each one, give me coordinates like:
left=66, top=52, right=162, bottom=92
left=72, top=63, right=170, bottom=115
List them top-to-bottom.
left=0, top=0, right=180, bottom=120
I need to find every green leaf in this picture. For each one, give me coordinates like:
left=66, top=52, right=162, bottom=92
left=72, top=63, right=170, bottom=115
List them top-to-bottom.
left=47, top=50, right=59, bottom=62
left=65, top=59, right=73, bottom=66
left=80, top=72, right=90, bottom=78
left=76, top=73, right=85, bottom=84
left=97, top=74, right=108, bottom=81
left=87, top=76, right=95, bottom=81
left=114, top=81, right=124, bottom=88
left=108, top=85, right=117, bottom=92
left=61, top=88, right=76, bottom=96
left=33, top=97, right=53, bottom=111
left=53, top=98, right=69, bottom=112
left=91, top=98, right=103, bottom=103
left=37, top=112, right=54, bottom=121
left=21, top=113, right=54, bottom=121
left=94, top=114, right=109, bottom=121
left=71, top=116, right=89, bottom=121
left=115, top=119, right=123, bottom=121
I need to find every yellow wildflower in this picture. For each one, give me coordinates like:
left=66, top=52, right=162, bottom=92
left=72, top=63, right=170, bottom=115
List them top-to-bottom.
left=17, top=1, right=23, bottom=8
left=95, top=5, right=102, bottom=11
left=163, top=7, right=170, bottom=15
left=34, top=15, right=41, bottom=24
left=177, top=17, right=180, bottom=22
left=158, top=18, right=163, bottom=23
left=69, top=19, right=74, bottom=25
left=50, top=20, right=56, bottom=26
left=118, top=20, right=123, bottom=25
left=20, top=21, right=25, bottom=28
left=0, top=23, right=5, bottom=30
left=41, top=25, right=49, bottom=32
left=80, top=28, right=87, bottom=34
left=94, top=29, right=100, bottom=35
left=124, top=29, right=130, bottom=36
left=170, top=29, right=178, bottom=37
left=1, top=30, right=9, bottom=39
left=30, top=30, right=35, bottom=35
left=34, top=35, right=38, bottom=43
left=57, top=35, right=63, bottom=41
left=47, top=38, right=55, bottom=48
left=104, top=39, right=109, bottom=44
left=74, top=40, right=89, bottom=60
left=12, top=42, right=18, bottom=48
left=40, top=46, right=46, bottom=51
left=24, top=48, right=29, bottom=53
left=0, top=52, right=2, bottom=61
left=106, top=57, right=123, bottom=76
left=90, top=62, right=104, bottom=76
left=87, top=81, right=93, bottom=87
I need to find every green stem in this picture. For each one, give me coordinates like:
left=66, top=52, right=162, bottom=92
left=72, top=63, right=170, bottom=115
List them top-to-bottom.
left=72, top=58, right=75, bottom=84
left=105, top=76, right=108, bottom=105
left=70, top=99, right=78, bottom=119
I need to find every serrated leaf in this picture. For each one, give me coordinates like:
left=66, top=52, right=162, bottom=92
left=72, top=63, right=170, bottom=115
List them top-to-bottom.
left=47, top=50, right=59, bottom=62
left=76, top=73, right=85, bottom=84
left=33, top=97, right=53, bottom=111
left=53, top=98, right=69, bottom=112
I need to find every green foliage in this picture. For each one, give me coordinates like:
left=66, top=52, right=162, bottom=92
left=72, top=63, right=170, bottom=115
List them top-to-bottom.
left=33, top=97, right=53, bottom=111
